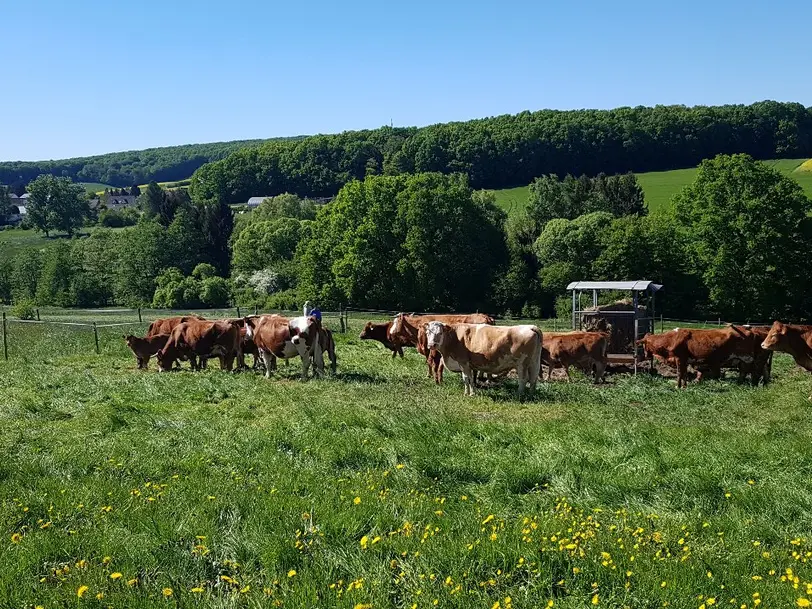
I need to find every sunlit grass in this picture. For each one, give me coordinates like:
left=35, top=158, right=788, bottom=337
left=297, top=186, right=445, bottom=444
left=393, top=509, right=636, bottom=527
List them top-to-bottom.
left=3, top=316, right=812, bottom=607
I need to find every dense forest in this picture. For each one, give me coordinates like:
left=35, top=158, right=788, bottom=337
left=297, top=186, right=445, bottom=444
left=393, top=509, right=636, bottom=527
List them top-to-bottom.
left=189, top=101, right=812, bottom=203
left=0, top=137, right=304, bottom=190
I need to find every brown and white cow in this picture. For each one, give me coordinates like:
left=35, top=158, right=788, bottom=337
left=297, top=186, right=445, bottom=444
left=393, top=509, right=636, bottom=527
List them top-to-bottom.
left=389, top=313, right=495, bottom=380
left=244, top=314, right=325, bottom=380
left=156, top=319, right=242, bottom=372
left=359, top=321, right=404, bottom=358
left=761, top=321, right=812, bottom=371
left=424, top=322, right=542, bottom=398
left=638, top=326, right=763, bottom=388
left=541, top=331, right=608, bottom=383
left=123, top=333, right=170, bottom=369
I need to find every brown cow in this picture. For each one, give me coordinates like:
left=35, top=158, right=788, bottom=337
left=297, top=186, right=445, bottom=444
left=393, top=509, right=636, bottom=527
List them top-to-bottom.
left=389, top=313, right=495, bottom=380
left=244, top=314, right=324, bottom=380
left=146, top=315, right=205, bottom=337
left=156, top=320, right=241, bottom=372
left=359, top=321, right=404, bottom=358
left=425, top=321, right=542, bottom=398
left=761, top=321, right=812, bottom=371
left=317, top=326, right=337, bottom=374
left=638, top=326, right=762, bottom=388
left=541, top=331, right=608, bottom=383
left=123, top=333, right=170, bottom=369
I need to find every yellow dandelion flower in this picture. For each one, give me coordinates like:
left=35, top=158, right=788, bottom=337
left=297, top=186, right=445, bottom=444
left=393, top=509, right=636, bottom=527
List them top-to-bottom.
left=396, top=464, right=405, bottom=469
left=353, top=497, right=361, bottom=505
left=482, top=514, right=495, bottom=525
left=10, top=533, right=21, bottom=544
left=360, top=535, right=369, bottom=549
left=102, top=556, right=111, bottom=565
left=287, top=569, right=297, bottom=578
left=110, top=572, right=122, bottom=580
left=127, top=578, right=138, bottom=586
left=77, top=585, right=89, bottom=598
left=241, top=585, right=250, bottom=593
left=191, top=586, right=204, bottom=593
left=162, top=587, right=173, bottom=597
left=95, top=592, right=104, bottom=600
left=592, top=594, right=599, bottom=605
left=798, top=600, right=811, bottom=608
left=492, top=602, right=501, bottom=609
left=547, top=602, right=554, bottom=608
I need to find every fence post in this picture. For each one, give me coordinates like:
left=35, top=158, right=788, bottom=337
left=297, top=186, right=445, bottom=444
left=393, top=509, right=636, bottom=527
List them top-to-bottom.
left=254, top=304, right=258, bottom=316
left=339, top=305, right=346, bottom=334
left=236, top=306, right=241, bottom=319
left=138, top=307, right=142, bottom=323
left=36, top=308, right=40, bottom=321
left=2, top=312, right=7, bottom=361
left=660, top=313, right=664, bottom=333
left=718, top=317, right=722, bottom=326
left=93, top=322, right=100, bottom=355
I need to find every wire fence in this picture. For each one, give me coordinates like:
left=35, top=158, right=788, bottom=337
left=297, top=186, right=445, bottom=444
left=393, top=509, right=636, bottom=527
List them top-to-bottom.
left=0, top=305, right=778, bottom=362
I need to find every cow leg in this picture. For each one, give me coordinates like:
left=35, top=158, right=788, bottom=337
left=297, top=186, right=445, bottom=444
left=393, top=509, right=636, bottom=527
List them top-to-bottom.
left=313, top=342, right=325, bottom=378
left=397, top=346, right=404, bottom=358
left=261, top=351, right=275, bottom=379
left=299, top=353, right=312, bottom=381
left=436, top=357, right=444, bottom=384
left=526, top=358, right=539, bottom=396
left=677, top=358, right=688, bottom=388
left=593, top=360, right=606, bottom=384
left=546, top=364, right=554, bottom=381
left=460, top=365, right=475, bottom=396
left=564, top=366, right=572, bottom=382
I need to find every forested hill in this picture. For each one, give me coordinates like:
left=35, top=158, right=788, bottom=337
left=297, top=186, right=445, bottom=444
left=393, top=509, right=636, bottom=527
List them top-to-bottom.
left=189, top=100, right=812, bottom=203
left=0, top=136, right=305, bottom=189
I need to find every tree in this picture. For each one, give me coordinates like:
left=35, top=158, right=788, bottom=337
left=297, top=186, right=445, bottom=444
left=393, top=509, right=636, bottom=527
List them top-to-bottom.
left=674, top=153, right=812, bottom=320
left=297, top=172, right=508, bottom=311
left=26, top=174, right=89, bottom=237
left=139, top=181, right=164, bottom=219
left=129, top=184, right=141, bottom=196
left=0, top=185, right=11, bottom=220
left=232, top=218, right=303, bottom=274
left=113, top=220, right=170, bottom=305
left=36, top=243, right=76, bottom=306
left=11, top=250, right=42, bottom=302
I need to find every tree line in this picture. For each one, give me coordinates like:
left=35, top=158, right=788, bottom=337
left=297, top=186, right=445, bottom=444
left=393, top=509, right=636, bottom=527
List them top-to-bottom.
left=189, top=101, right=812, bottom=204
left=0, top=137, right=304, bottom=191
left=3, top=154, right=810, bottom=324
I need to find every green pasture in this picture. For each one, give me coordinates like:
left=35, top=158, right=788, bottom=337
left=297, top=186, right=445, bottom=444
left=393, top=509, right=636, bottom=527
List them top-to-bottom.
left=491, top=158, right=812, bottom=216
left=3, top=310, right=812, bottom=607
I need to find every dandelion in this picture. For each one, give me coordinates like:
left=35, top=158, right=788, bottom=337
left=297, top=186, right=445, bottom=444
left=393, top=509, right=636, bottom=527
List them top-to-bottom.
left=396, top=464, right=405, bottom=469
left=353, top=497, right=361, bottom=505
left=482, top=514, right=495, bottom=525
left=10, top=533, right=21, bottom=543
left=360, top=535, right=369, bottom=549
left=102, top=556, right=112, bottom=565
left=288, top=569, right=297, bottom=578
left=110, top=572, right=122, bottom=580
left=127, top=578, right=138, bottom=586
left=77, top=585, right=89, bottom=598
left=241, top=585, right=251, bottom=593
left=191, top=586, right=204, bottom=593
left=163, top=587, right=173, bottom=597
left=96, top=593, right=104, bottom=600
left=592, top=594, right=599, bottom=605
left=798, top=600, right=811, bottom=608
left=547, top=602, right=554, bottom=608
left=354, top=605, right=372, bottom=609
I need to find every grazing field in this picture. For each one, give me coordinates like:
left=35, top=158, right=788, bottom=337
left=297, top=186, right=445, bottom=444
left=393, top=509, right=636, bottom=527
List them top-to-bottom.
left=491, top=158, right=812, bottom=216
left=78, top=182, right=115, bottom=194
left=0, top=227, right=126, bottom=257
left=3, top=312, right=812, bottom=608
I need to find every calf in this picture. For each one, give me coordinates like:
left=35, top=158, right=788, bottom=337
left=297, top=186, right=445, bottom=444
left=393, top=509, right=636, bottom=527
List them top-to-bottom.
left=244, top=314, right=325, bottom=380
left=156, top=320, right=242, bottom=372
left=360, top=321, right=404, bottom=358
left=761, top=321, right=812, bottom=371
left=425, top=322, right=542, bottom=398
left=541, top=331, right=608, bottom=383
left=123, top=333, right=170, bottom=369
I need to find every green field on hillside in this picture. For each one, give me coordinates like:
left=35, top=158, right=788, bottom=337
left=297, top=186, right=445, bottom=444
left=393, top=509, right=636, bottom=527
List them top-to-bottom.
left=492, top=159, right=812, bottom=216
left=78, top=182, right=115, bottom=194
left=3, top=311, right=812, bottom=607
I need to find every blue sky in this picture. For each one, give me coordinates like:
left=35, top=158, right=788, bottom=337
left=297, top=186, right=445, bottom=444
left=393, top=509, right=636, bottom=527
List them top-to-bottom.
left=2, top=0, right=810, bottom=161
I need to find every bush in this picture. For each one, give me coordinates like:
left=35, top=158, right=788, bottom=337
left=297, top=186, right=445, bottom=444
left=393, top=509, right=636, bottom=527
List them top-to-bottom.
left=98, top=207, right=139, bottom=228
left=200, top=277, right=230, bottom=307
left=265, top=289, right=301, bottom=311
left=11, top=299, right=36, bottom=320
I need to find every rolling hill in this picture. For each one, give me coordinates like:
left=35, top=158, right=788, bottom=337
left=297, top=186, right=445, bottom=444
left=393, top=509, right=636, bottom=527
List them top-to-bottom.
left=492, top=158, right=812, bottom=216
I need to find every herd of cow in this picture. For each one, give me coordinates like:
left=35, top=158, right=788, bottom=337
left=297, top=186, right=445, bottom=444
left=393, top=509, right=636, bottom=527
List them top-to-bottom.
left=122, top=311, right=812, bottom=396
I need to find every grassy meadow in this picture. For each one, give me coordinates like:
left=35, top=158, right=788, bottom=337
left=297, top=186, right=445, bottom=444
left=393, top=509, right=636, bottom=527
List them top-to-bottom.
left=491, top=158, right=812, bottom=217
left=3, top=311, right=812, bottom=607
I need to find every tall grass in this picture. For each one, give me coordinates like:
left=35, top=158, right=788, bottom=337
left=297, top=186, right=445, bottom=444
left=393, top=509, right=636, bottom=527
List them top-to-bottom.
left=3, top=318, right=812, bottom=607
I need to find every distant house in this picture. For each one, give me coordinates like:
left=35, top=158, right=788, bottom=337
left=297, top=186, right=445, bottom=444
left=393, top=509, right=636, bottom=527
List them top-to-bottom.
left=90, top=194, right=140, bottom=210
left=246, top=197, right=269, bottom=208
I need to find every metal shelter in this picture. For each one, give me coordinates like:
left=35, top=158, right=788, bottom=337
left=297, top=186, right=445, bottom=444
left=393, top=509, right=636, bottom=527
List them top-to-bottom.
left=567, top=280, right=664, bottom=373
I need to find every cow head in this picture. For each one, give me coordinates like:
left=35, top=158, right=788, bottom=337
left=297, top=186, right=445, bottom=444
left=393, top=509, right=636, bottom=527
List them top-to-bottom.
left=290, top=315, right=319, bottom=350
left=242, top=317, right=256, bottom=339
left=424, top=321, right=448, bottom=351
left=761, top=321, right=787, bottom=351
left=359, top=322, right=375, bottom=340
left=123, top=335, right=135, bottom=348
left=155, top=348, right=173, bottom=372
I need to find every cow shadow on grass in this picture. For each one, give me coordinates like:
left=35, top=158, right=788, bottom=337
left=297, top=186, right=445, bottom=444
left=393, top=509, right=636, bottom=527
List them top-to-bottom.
left=332, top=371, right=388, bottom=385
